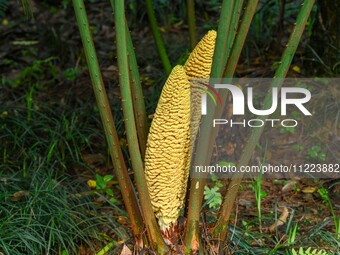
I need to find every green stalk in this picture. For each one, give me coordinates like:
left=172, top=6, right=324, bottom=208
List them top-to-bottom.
left=72, top=0, right=144, bottom=241
left=109, top=0, right=148, bottom=158
left=145, top=0, right=172, bottom=75
left=184, top=0, right=236, bottom=251
left=186, top=0, right=197, bottom=49
left=208, top=0, right=254, bottom=170
left=210, top=0, right=259, bottom=170
left=210, top=0, right=255, bottom=167
left=211, top=0, right=235, bottom=78
left=214, top=0, right=315, bottom=242
left=223, top=0, right=258, bottom=77
left=226, top=0, right=244, bottom=63
left=113, top=1, right=168, bottom=253
left=126, top=20, right=148, bottom=158
left=183, top=168, right=206, bottom=251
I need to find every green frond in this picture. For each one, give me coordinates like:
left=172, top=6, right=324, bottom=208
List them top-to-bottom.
left=292, top=247, right=328, bottom=255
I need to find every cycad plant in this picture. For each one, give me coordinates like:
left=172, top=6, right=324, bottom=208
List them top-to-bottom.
left=72, top=0, right=316, bottom=253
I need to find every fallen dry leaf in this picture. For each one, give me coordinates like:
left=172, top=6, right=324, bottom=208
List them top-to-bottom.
left=292, top=65, right=301, bottom=73
left=226, top=142, right=235, bottom=156
left=82, top=153, right=105, bottom=167
left=87, top=179, right=96, bottom=189
left=281, top=180, right=297, bottom=193
left=302, top=187, right=317, bottom=193
left=8, top=191, right=29, bottom=201
left=238, top=198, right=253, bottom=208
left=269, top=206, right=289, bottom=232
left=120, top=244, right=132, bottom=255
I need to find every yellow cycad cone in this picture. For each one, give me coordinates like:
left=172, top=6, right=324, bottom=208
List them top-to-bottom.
left=181, top=30, right=217, bottom=206
left=184, top=30, right=217, bottom=79
left=144, top=31, right=217, bottom=232
left=145, top=65, right=191, bottom=230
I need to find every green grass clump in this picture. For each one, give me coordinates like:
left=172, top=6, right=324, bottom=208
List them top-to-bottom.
left=0, top=102, right=124, bottom=254
left=0, top=104, right=102, bottom=171
left=0, top=169, right=104, bottom=255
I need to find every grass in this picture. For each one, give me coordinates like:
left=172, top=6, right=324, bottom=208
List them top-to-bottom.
left=0, top=97, right=130, bottom=254
left=0, top=98, right=105, bottom=169
left=0, top=169, right=99, bottom=255
left=223, top=210, right=339, bottom=254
